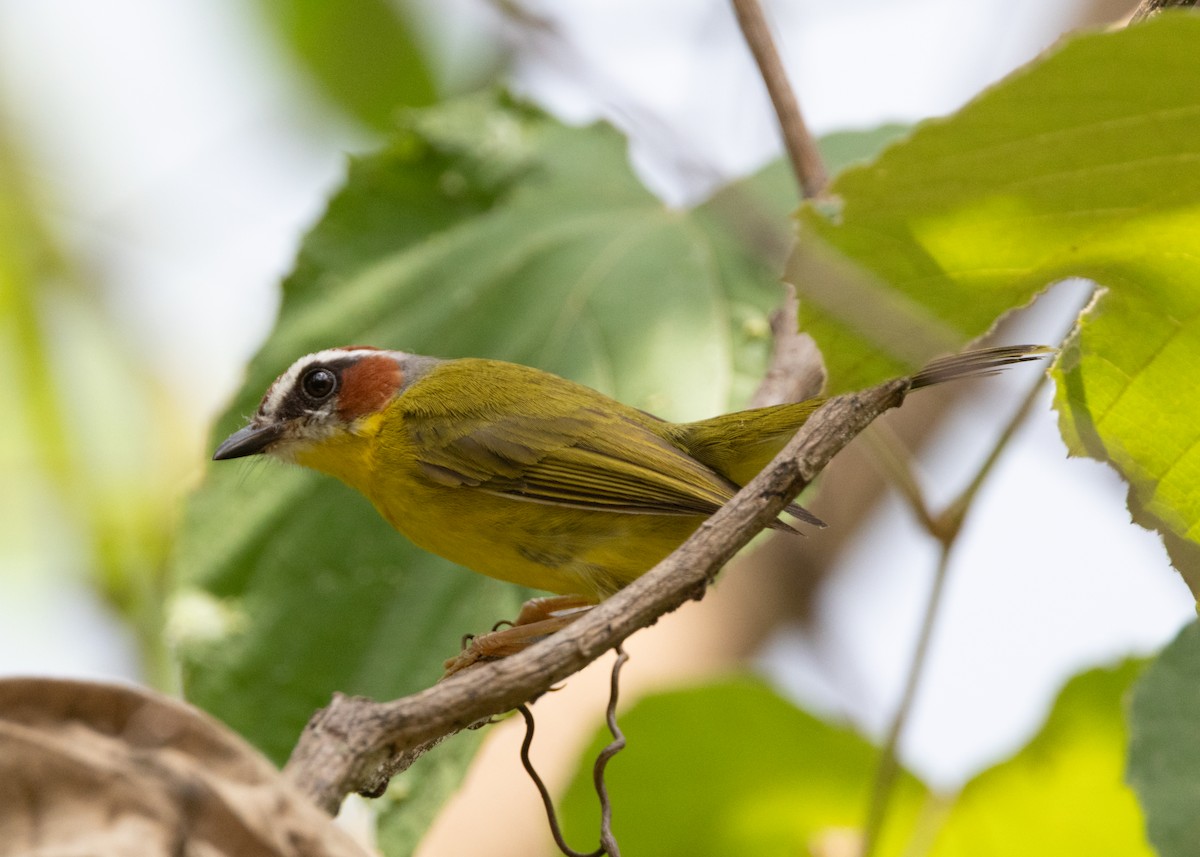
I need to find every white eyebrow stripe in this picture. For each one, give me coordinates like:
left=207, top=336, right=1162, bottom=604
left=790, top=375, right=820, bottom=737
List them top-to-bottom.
left=260, top=348, right=410, bottom=416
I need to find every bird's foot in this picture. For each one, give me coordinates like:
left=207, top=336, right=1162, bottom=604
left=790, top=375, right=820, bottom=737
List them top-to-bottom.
left=442, top=595, right=595, bottom=677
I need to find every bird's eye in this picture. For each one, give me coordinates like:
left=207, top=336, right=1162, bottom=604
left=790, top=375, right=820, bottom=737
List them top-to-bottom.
left=300, top=366, right=337, bottom=401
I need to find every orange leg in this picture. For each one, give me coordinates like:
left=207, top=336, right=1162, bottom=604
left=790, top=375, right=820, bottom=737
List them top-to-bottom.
left=443, top=594, right=596, bottom=677
left=511, top=594, right=596, bottom=626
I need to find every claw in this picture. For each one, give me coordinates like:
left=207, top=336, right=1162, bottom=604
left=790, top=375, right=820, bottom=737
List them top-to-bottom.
left=442, top=595, right=598, bottom=678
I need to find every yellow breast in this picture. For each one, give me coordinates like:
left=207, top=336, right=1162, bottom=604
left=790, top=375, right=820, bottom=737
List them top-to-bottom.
left=294, top=408, right=705, bottom=599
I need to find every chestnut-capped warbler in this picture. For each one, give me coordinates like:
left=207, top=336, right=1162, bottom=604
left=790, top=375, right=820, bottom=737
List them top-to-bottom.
left=214, top=344, right=1047, bottom=666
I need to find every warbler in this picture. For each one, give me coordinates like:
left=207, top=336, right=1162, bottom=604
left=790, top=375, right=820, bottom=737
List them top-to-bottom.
left=214, top=344, right=1045, bottom=664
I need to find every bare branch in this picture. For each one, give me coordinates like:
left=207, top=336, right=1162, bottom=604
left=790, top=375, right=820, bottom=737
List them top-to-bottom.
left=730, top=0, right=829, bottom=198
left=1130, top=0, right=1198, bottom=23
left=751, top=283, right=827, bottom=408
left=283, top=377, right=912, bottom=814
left=860, top=422, right=937, bottom=533
left=861, top=543, right=954, bottom=857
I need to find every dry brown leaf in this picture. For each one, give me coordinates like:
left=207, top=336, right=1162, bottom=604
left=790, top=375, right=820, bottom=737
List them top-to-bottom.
left=0, top=678, right=370, bottom=857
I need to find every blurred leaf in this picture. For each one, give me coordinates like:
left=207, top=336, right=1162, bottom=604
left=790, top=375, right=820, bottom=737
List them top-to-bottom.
left=255, top=0, right=437, bottom=129
left=785, top=14, right=1200, bottom=588
left=176, top=93, right=902, bottom=839
left=0, top=124, right=186, bottom=686
left=705, top=124, right=911, bottom=286
left=816, top=124, right=911, bottom=176
left=0, top=127, right=70, bottom=487
left=1128, top=620, right=1200, bottom=856
left=928, top=661, right=1151, bottom=856
left=560, top=666, right=1153, bottom=857
left=559, top=677, right=928, bottom=856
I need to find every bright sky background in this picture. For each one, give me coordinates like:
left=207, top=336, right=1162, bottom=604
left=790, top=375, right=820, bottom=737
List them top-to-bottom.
left=0, top=0, right=1189, bottom=796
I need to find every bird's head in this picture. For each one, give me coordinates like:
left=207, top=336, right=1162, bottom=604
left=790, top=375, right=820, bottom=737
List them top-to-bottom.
left=213, top=347, right=438, bottom=466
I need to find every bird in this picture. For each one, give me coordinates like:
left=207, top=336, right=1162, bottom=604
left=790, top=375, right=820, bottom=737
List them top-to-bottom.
left=213, top=344, right=1047, bottom=669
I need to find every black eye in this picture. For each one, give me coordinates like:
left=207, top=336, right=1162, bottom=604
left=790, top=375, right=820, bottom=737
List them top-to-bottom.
left=300, top=366, right=337, bottom=401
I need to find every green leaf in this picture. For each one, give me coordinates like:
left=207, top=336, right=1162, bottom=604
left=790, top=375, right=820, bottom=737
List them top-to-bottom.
left=254, top=0, right=437, bottom=129
left=786, top=14, right=1200, bottom=586
left=174, top=93, right=902, bottom=837
left=1128, top=619, right=1200, bottom=856
left=928, top=662, right=1152, bottom=856
left=559, top=677, right=928, bottom=857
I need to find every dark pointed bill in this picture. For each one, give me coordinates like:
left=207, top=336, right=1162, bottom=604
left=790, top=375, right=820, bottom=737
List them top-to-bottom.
left=212, top=423, right=283, bottom=461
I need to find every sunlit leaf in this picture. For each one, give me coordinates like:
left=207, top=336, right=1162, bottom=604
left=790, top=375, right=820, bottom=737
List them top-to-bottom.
left=786, top=14, right=1200, bottom=586
left=929, top=662, right=1152, bottom=856
left=560, top=677, right=928, bottom=856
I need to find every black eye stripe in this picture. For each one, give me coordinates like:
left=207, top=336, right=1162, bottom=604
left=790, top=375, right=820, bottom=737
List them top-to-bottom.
left=266, top=356, right=364, bottom=421
left=271, top=362, right=343, bottom=420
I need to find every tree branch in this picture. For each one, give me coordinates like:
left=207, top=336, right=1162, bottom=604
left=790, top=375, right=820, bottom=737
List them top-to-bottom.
left=729, top=0, right=830, bottom=407
left=730, top=0, right=829, bottom=198
left=1130, top=0, right=1198, bottom=23
left=751, top=283, right=826, bottom=408
left=283, top=377, right=912, bottom=814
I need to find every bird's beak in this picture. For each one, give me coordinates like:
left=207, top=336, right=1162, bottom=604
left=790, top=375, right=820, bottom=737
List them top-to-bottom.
left=213, top=422, right=283, bottom=461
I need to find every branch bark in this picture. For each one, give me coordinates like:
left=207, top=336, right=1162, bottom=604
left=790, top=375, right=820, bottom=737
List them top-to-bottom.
left=730, top=0, right=828, bottom=198
left=1130, top=0, right=1198, bottom=23
left=751, top=283, right=826, bottom=407
left=283, top=377, right=912, bottom=814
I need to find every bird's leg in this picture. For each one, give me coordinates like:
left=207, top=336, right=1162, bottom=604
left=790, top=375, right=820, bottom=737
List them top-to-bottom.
left=443, top=594, right=595, bottom=677
left=510, top=594, right=595, bottom=626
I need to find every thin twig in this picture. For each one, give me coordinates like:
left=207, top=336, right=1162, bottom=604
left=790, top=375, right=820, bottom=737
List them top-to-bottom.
left=730, top=0, right=829, bottom=198
left=724, top=1, right=829, bottom=409
left=751, top=284, right=827, bottom=408
left=859, top=371, right=1048, bottom=856
left=937, top=374, right=1048, bottom=536
left=860, top=422, right=936, bottom=533
left=860, top=542, right=953, bottom=857
left=516, top=646, right=628, bottom=857
left=594, top=648, right=629, bottom=857
left=517, top=706, right=600, bottom=857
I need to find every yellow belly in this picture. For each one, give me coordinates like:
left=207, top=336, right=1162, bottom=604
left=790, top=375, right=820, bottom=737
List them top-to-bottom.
left=293, top=408, right=709, bottom=599
left=370, top=475, right=705, bottom=599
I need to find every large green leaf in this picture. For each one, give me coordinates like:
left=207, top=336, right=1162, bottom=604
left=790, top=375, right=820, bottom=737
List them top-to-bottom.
left=254, top=0, right=437, bottom=129
left=786, top=14, right=1200, bottom=586
left=174, top=93, right=902, bottom=841
left=1127, top=619, right=1200, bottom=856
left=929, top=662, right=1152, bottom=856
left=560, top=666, right=1151, bottom=857
left=559, top=677, right=928, bottom=856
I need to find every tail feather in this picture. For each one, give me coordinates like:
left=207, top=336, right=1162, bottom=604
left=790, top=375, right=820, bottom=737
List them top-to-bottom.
left=684, top=344, right=1049, bottom=535
left=909, top=344, right=1052, bottom=391
left=784, top=502, right=826, bottom=528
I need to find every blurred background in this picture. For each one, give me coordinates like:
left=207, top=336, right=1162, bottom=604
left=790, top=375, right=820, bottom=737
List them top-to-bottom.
left=1, top=0, right=1191, bottom=854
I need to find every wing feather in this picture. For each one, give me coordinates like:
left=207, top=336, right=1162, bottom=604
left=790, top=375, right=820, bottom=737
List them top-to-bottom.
left=396, top=359, right=820, bottom=528
left=409, top=409, right=739, bottom=517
